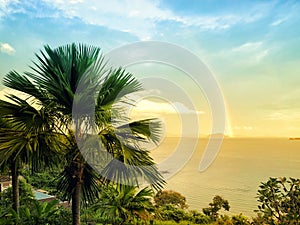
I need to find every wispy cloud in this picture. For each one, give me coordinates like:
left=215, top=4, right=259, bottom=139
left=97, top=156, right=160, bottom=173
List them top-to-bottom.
left=0, top=0, right=19, bottom=16
left=0, top=0, right=274, bottom=40
left=35, top=0, right=269, bottom=40
left=271, top=16, right=289, bottom=26
left=210, top=41, right=270, bottom=65
left=0, top=42, right=15, bottom=55
left=232, top=42, right=263, bottom=52
left=132, top=99, right=204, bottom=115
left=265, top=111, right=300, bottom=121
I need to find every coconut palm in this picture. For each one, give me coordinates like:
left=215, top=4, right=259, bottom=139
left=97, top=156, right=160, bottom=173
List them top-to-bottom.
left=2, top=43, right=165, bottom=225
left=0, top=96, right=60, bottom=212
left=92, top=185, right=155, bottom=224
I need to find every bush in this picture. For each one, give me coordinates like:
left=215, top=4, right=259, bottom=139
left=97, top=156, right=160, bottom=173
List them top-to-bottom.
left=256, top=177, right=300, bottom=224
left=0, top=178, right=34, bottom=209
left=0, top=178, right=72, bottom=225
left=154, top=190, right=188, bottom=209
left=0, top=200, right=72, bottom=225
left=158, top=204, right=188, bottom=223
left=188, top=210, right=211, bottom=224
left=231, top=214, right=250, bottom=225
left=214, top=215, right=233, bottom=225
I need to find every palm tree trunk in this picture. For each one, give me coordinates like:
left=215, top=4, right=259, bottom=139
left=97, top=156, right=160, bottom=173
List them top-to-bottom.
left=10, top=160, right=19, bottom=212
left=72, top=174, right=82, bottom=225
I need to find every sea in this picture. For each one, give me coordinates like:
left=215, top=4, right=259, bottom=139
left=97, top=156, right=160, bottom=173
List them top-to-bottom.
left=150, top=137, right=300, bottom=216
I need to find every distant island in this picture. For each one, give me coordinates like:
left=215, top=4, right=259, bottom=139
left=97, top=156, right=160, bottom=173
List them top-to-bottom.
left=289, top=137, right=300, bottom=140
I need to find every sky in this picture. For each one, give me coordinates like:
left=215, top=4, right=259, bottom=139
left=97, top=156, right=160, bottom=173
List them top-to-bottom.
left=0, top=0, right=300, bottom=137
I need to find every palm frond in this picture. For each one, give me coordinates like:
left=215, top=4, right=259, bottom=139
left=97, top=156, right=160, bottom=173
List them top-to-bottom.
left=96, top=68, right=142, bottom=110
left=3, top=71, right=46, bottom=103
left=0, top=96, right=62, bottom=171
left=116, top=118, right=162, bottom=145
left=96, top=129, right=165, bottom=190
left=56, top=154, right=102, bottom=205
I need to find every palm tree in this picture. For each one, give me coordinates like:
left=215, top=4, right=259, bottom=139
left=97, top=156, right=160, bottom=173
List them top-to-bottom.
left=2, top=43, right=165, bottom=225
left=0, top=96, right=60, bottom=212
left=92, top=184, right=155, bottom=224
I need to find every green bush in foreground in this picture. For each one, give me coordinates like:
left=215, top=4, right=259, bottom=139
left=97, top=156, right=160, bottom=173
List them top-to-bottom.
left=256, top=177, right=300, bottom=224
left=0, top=200, right=72, bottom=225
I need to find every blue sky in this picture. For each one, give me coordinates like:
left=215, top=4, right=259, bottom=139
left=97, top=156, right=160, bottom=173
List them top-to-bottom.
left=0, top=0, right=300, bottom=137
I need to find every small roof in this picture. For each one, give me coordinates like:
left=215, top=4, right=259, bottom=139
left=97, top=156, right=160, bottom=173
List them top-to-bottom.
left=0, top=175, right=10, bottom=182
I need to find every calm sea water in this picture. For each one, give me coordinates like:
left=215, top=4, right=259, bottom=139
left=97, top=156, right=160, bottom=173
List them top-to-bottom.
left=150, top=137, right=300, bottom=216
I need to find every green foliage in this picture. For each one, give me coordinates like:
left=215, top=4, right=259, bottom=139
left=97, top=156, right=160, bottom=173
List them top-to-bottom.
left=1, top=43, right=165, bottom=224
left=21, top=168, right=66, bottom=200
left=256, top=177, right=300, bottom=224
left=0, top=178, right=71, bottom=225
left=0, top=179, right=34, bottom=208
left=91, top=184, right=155, bottom=225
left=154, top=190, right=188, bottom=209
left=203, top=195, right=230, bottom=221
left=0, top=200, right=72, bottom=225
left=157, top=204, right=188, bottom=223
left=188, top=210, right=211, bottom=224
left=251, top=213, right=268, bottom=225
left=213, top=214, right=250, bottom=225
left=231, top=214, right=250, bottom=225
left=214, top=215, right=233, bottom=225
left=153, top=220, right=203, bottom=225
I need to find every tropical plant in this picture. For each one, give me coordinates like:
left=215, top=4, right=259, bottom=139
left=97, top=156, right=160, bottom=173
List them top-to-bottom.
left=1, top=43, right=165, bottom=224
left=0, top=100, right=60, bottom=212
left=256, top=177, right=300, bottom=224
left=0, top=179, right=69, bottom=225
left=91, top=184, right=155, bottom=224
left=0, top=199, right=72, bottom=225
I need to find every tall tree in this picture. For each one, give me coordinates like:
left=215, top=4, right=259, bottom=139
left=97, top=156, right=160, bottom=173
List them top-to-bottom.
left=1, top=43, right=165, bottom=225
left=0, top=96, right=60, bottom=212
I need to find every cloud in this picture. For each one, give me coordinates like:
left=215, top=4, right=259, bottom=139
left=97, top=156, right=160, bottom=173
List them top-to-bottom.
left=0, top=0, right=19, bottom=16
left=0, top=0, right=274, bottom=40
left=37, top=0, right=268, bottom=40
left=271, top=16, right=289, bottom=26
left=210, top=41, right=269, bottom=65
left=0, top=42, right=16, bottom=55
left=232, top=42, right=263, bottom=52
left=232, top=42, right=269, bottom=62
left=132, top=99, right=204, bottom=115
left=265, top=111, right=300, bottom=121
left=265, top=112, right=289, bottom=120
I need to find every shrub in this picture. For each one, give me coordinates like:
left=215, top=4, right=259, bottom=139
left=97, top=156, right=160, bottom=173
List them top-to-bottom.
left=256, top=177, right=300, bottom=224
left=154, top=190, right=188, bottom=209
left=158, top=204, right=188, bottom=223
left=188, top=210, right=211, bottom=224
left=231, top=214, right=250, bottom=225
